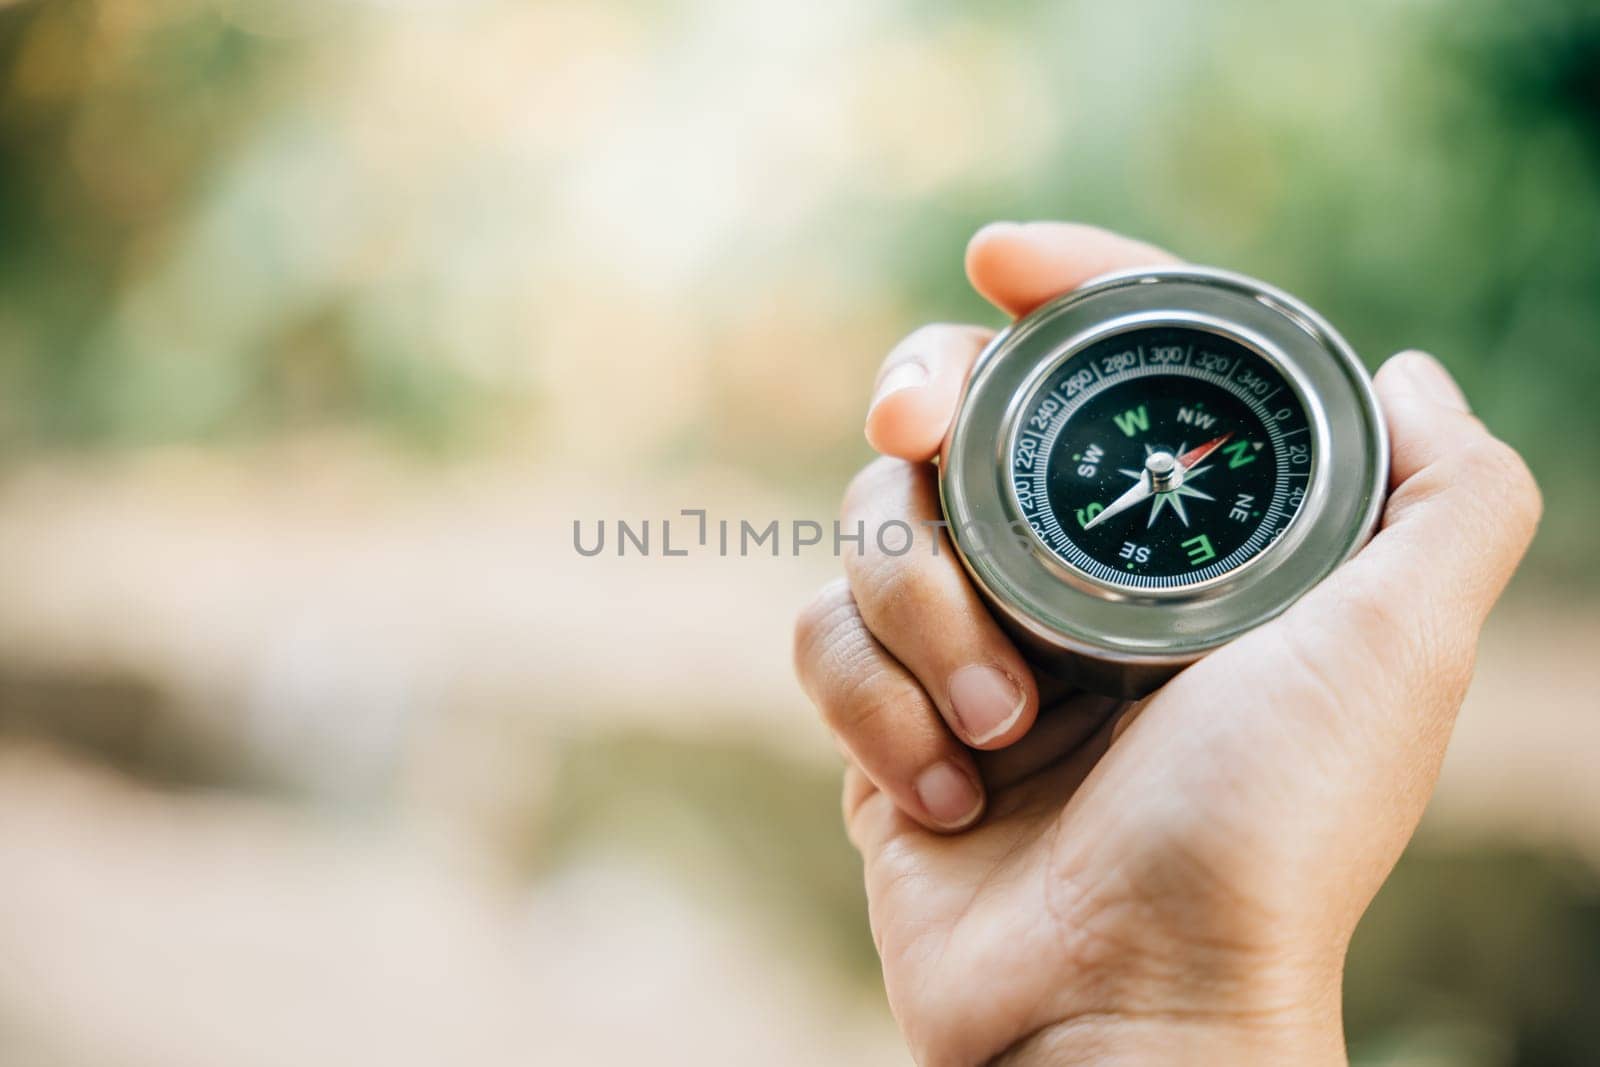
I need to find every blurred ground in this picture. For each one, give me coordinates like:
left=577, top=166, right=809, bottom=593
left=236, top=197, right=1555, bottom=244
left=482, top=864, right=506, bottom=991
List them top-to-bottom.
left=0, top=451, right=1596, bottom=1066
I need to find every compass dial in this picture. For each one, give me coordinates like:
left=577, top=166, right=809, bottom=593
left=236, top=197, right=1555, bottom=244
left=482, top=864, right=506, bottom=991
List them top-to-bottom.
left=941, top=266, right=1385, bottom=696
left=1011, top=325, right=1313, bottom=590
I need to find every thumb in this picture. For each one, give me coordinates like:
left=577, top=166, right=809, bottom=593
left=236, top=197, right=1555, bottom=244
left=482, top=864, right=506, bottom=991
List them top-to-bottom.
left=1191, top=349, right=1542, bottom=841
left=1057, top=350, right=1540, bottom=944
left=1297, top=350, right=1541, bottom=711
left=1084, top=351, right=1540, bottom=927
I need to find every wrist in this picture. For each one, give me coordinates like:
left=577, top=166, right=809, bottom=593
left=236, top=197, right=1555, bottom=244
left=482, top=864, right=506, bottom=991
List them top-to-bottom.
left=996, top=947, right=1347, bottom=1066
left=995, top=1008, right=1345, bottom=1066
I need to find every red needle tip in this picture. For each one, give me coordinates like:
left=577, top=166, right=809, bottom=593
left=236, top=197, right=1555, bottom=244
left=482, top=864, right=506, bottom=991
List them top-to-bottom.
left=1177, top=432, right=1233, bottom=470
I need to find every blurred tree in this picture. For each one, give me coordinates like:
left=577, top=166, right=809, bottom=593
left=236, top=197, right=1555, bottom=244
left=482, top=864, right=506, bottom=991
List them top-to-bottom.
left=0, top=0, right=1595, bottom=579
left=0, top=0, right=280, bottom=441
left=1349, top=845, right=1600, bottom=1067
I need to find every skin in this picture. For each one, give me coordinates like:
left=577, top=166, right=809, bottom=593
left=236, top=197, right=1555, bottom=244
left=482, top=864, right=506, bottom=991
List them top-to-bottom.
left=793, top=222, right=1542, bottom=1065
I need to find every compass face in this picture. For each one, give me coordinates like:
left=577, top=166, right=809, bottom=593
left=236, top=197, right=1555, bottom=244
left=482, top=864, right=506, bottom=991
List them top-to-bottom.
left=943, top=266, right=1386, bottom=696
left=1010, top=324, right=1313, bottom=590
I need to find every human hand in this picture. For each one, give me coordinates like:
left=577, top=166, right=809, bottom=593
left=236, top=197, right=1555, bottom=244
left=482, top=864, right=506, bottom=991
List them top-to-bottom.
left=793, top=223, right=1541, bottom=1065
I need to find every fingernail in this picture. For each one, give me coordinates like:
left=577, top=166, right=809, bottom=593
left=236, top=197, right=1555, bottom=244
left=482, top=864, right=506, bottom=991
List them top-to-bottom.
left=972, top=220, right=1023, bottom=242
left=1394, top=350, right=1470, bottom=413
left=869, top=360, right=928, bottom=411
left=948, top=665, right=1025, bottom=745
left=914, top=762, right=984, bottom=829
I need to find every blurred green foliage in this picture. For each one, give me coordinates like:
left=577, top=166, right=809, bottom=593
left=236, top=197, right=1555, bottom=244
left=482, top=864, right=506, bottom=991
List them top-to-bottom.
left=0, top=0, right=492, bottom=451
left=1, top=0, right=1596, bottom=581
left=879, top=0, right=1600, bottom=587
left=531, top=727, right=883, bottom=993
left=541, top=730, right=1600, bottom=1066
left=1349, top=846, right=1600, bottom=1067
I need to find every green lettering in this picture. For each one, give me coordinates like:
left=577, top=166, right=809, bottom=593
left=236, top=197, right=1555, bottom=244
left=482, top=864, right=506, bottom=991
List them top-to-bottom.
left=1112, top=405, right=1149, bottom=437
left=1222, top=440, right=1257, bottom=469
left=1075, top=503, right=1104, bottom=528
left=1182, top=533, right=1217, bottom=566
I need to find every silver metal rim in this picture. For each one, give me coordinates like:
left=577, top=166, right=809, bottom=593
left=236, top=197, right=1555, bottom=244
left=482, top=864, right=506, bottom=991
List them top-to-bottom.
left=940, top=265, right=1389, bottom=668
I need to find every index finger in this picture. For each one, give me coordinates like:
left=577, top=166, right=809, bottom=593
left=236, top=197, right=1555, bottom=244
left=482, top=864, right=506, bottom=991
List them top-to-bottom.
left=965, top=221, right=1181, bottom=318
left=863, top=222, right=1181, bottom=462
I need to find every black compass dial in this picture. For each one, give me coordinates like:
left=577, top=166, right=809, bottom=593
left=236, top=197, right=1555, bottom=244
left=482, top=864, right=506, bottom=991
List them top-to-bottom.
left=1010, top=325, right=1314, bottom=589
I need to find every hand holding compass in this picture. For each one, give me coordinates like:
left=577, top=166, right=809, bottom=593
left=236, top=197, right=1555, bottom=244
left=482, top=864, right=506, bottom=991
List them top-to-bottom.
left=794, top=222, right=1540, bottom=1065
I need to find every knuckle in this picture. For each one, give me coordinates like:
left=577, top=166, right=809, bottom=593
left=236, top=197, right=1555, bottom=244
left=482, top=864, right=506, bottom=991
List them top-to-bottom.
left=1397, top=428, right=1542, bottom=551
left=1459, top=433, right=1519, bottom=485
left=1457, top=435, right=1543, bottom=539
left=1488, top=439, right=1542, bottom=523
left=842, top=455, right=906, bottom=519
left=857, top=553, right=947, bottom=627
left=1333, top=567, right=1475, bottom=697
left=1337, top=568, right=1410, bottom=638
left=793, top=579, right=858, bottom=682
left=793, top=582, right=920, bottom=740
left=1291, top=583, right=1393, bottom=698
left=827, top=681, right=905, bottom=739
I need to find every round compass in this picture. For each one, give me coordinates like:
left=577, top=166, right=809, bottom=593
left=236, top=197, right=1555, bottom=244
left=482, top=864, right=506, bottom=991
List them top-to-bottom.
left=941, top=267, right=1387, bottom=697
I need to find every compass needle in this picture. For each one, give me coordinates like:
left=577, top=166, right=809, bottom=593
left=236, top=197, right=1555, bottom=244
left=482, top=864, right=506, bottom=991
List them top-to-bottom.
left=1081, top=472, right=1151, bottom=531
left=1146, top=494, right=1167, bottom=527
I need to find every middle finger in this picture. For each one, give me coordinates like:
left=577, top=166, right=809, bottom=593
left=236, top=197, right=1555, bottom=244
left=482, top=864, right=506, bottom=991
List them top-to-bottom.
left=842, top=457, right=1039, bottom=750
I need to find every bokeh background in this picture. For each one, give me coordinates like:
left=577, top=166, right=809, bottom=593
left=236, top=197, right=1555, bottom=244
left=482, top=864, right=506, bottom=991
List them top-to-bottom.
left=0, top=0, right=1597, bottom=1064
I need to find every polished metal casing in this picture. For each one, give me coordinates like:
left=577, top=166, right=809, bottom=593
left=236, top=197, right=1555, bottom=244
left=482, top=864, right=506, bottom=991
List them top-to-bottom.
left=939, top=266, right=1389, bottom=697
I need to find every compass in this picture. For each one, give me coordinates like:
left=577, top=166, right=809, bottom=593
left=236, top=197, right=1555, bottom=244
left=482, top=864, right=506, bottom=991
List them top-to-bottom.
left=940, top=266, right=1387, bottom=697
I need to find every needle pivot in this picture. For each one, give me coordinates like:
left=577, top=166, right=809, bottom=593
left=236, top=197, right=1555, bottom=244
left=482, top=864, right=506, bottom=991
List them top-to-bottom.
left=1145, top=451, right=1179, bottom=492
